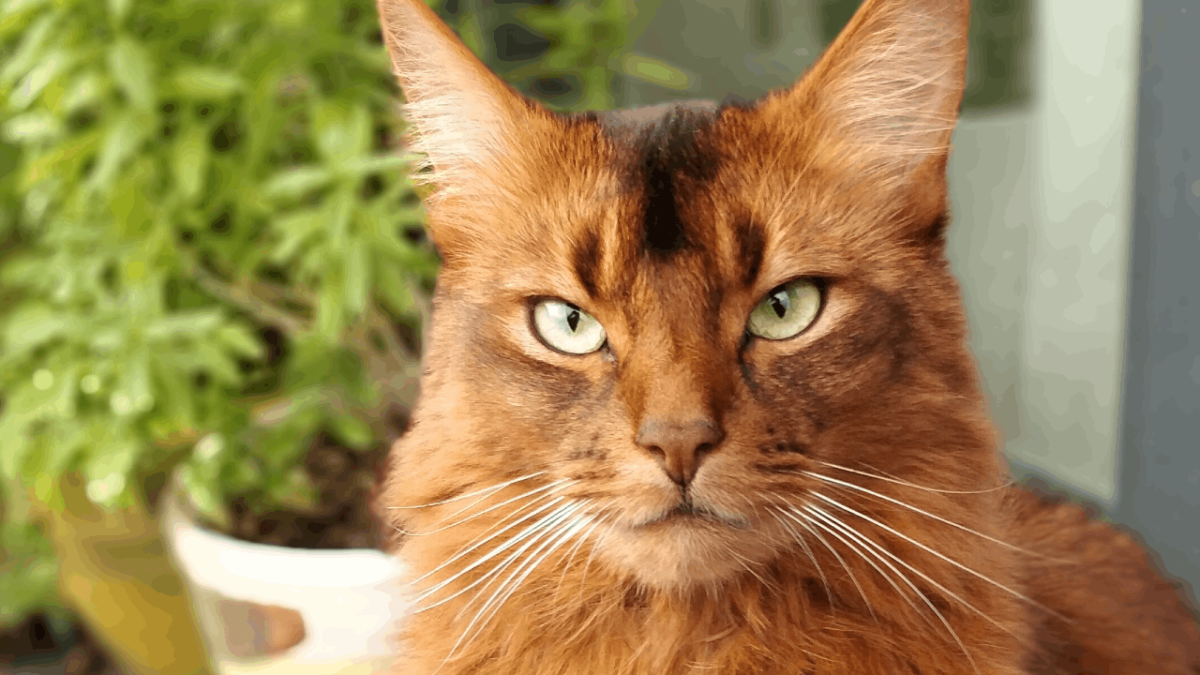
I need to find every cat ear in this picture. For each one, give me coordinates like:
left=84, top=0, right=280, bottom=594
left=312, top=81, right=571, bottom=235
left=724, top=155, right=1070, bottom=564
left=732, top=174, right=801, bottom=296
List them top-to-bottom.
left=376, top=0, right=546, bottom=214
left=767, top=0, right=970, bottom=207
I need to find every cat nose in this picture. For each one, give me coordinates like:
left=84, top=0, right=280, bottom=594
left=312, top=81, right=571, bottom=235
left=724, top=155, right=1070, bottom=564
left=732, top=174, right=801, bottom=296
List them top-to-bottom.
left=636, top=418, right=723, bottom=487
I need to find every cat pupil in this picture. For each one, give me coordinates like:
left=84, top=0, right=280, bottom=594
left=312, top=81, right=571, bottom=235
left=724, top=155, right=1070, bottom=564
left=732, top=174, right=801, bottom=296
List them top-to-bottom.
left=770, top=292, right=789, bottom=319
left=566, top=308, right=580, bottom=332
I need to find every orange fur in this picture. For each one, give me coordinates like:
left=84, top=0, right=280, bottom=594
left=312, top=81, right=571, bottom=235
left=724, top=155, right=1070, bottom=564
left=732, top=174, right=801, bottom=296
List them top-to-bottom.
left=375, top=1, right=1200, bottom=673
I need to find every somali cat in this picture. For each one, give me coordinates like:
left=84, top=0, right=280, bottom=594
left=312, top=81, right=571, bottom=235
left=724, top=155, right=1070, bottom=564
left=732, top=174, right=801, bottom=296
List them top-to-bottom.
left=372, top=0, right=1200, bottom=673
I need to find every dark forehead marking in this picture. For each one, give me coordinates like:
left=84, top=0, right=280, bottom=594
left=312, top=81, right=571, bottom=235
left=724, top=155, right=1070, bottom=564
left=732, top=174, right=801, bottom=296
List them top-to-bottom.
left=592, top=101, right=722, bottom=259
left=733, top=214, right=766, bottom=287
left=572, top=227, right=602, bottom=299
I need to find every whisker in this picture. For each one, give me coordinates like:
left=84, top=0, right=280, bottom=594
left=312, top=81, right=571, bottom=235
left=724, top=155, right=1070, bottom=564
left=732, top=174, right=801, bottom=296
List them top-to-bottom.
left=816, top=461, right=1012, bottom=495
left=386, top=471, right=546, bottom=509
left=805, top=471, right=1064, bottom=561
left=402, top=479, right=571, bottom=536
left=420, top=490, right=564, bottom=580
left=812, top=492, right=1069, bottom=622
left=411, top=496, right=571, bottom=590
left=804, top=503, right=1028, bottom=647
left=774, top=506, right=877, bottom=622
left=804, top=506, right=978, bottom=674
left=450, top=507, right=587, bottom=622
left=803, top=507, right=924, bottom=616
left=768, top=510, right=833, bottom=605
left=576, top=512, right=611, bottom=604
left=445, top=513, right=593, bottom=667
left=464, top=514, right=591, bottom=632
left=555, top=516, right=605, bottom=599
left=728, top=545, right=770, bottom=589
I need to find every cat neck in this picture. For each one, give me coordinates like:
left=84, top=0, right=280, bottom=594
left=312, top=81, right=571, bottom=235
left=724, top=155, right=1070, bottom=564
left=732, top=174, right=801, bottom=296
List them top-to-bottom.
left=393, top=531, right=1030, bottom=675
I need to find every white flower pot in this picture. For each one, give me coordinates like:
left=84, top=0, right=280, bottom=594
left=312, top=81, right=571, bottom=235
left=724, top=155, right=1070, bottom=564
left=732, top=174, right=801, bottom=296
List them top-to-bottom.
left=160, top=476, right=408, bottom=674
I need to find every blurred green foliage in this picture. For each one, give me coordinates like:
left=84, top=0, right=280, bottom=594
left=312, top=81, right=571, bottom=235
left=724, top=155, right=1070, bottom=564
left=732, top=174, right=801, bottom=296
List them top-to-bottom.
left=0, top=0, right=639, bottom=629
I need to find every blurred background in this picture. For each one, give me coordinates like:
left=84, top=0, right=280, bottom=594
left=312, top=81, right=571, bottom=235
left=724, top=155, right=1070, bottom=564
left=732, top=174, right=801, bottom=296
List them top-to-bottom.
left=0, top=0, right=1195, bottom=673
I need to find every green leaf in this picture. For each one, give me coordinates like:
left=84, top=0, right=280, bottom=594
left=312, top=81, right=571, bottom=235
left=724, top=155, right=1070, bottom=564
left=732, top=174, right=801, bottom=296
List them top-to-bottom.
left=107, top=0, right=133, bottom=26
left=0, top=14, right=55, bottom=87
left=107, top=37, right=156, bottom=110
left=9, top=48, right=73, bottom=111
left=171, top=67, right=245, bottom=100
left=61, top=70, right=108, bottom=113
left=311, top=98, right=371, bottom=163
left=1, top=110, right=62, bottom=144
left=87, top=113, right=145, bottom=190
left=171, top=124, right=210, bottom=202
left=339, top=153, right=419, bottom=176
left=261, top=166, right=333, bottom=200
left=325, top=189, right=353, bottom=247
left=269, top=208, right=325, bottom=263
left=343, top=239, right=370, bottom=317
left=376, top=262, right=413, bottom=317
left=315, top=270, right=344, bottom=342
left=3, top=303, right=69, bottom=352
left=145, top=309, right=223, bottom=341
left=215, top=323, right=264, bottom=361
left=195, top=341, right=241, bottom=385
left=110, top=351, right=153, bottom=417
left=17, top=364, right=80, bottom=421
left=46, top=365, right=79, bottom=419
left=0, top=400, right=32, bottom=482
left=330, top=413, right=373, bottom=450
left=35, top=418, right=87, bottom=480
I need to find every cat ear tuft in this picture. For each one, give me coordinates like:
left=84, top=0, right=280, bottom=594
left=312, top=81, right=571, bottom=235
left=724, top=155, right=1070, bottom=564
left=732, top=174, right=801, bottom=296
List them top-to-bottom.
left=376, top=0, right=542, bottom=201
left=774, top=0, right=970, bottom=191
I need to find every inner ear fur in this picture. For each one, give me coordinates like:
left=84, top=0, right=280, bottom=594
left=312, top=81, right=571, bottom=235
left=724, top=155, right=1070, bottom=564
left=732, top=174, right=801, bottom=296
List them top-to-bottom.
left=376, top=0, right=561, bottom=259
left=759, top=0, right=970, bottom=229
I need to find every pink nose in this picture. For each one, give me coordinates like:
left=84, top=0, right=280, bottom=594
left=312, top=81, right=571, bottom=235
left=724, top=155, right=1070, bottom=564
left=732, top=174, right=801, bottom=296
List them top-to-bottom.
left=635, top=418, right=723, bottom=487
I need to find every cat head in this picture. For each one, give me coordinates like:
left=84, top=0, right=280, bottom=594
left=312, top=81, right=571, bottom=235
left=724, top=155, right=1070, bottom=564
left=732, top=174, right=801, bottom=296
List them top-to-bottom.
left=378, top=0, right=998, bottom=591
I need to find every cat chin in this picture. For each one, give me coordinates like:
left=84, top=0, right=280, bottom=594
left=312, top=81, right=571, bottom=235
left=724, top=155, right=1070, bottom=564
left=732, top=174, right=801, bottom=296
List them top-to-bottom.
left=596, top=519, right=774, bottom=590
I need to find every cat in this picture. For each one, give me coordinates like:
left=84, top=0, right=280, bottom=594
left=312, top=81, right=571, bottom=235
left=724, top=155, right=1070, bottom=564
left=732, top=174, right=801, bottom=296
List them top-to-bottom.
left=373, top=0, right=1200, bottom=673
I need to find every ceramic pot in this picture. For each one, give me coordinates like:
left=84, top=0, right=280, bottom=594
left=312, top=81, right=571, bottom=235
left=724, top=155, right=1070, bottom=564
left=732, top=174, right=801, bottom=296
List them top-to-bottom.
left=160, top=475, right=408, bottom=674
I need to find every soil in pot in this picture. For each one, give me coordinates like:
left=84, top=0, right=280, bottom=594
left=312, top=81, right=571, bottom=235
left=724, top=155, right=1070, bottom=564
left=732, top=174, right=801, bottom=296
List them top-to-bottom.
left=206, top=432, right=393, bottom=551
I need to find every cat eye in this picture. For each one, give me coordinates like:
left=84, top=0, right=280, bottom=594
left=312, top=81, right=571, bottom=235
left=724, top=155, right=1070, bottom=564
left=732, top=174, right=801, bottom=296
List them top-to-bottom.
left=746, top=279, right=822, bottom=341
left=532, top=299, right=607, bottom=355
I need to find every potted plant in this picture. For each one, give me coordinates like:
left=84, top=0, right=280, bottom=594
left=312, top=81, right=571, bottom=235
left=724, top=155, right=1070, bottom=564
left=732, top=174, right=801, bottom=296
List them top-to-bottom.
left=0, top=0, right=667, bottom=671
left=0, top=0, right=436, bottom=671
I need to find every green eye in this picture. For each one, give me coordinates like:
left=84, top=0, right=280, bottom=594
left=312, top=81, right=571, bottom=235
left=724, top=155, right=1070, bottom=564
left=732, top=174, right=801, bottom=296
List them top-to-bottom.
left=747, top=279, right=822, bottom=340
left=532, top=300, right=607, bottom=354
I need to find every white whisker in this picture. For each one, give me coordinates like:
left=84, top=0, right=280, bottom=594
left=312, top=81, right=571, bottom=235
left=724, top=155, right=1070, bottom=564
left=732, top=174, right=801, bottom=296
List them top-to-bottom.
left=816, top=461, right=1012, bottom=495
left=386, top=471, right=546, bottom=509
left=805, top=471, right=1061, bottom=561
left=403, top=479, right=570, bottom=536
left=410, top=490, right=562, bottom=585
left=812, top=492, right=1069, bottom=622
left=412, top=497, right=572, bottom=592
left=804, top=503, right=1028, bottom=645
left=774, top=506, right=877, bottom=621
left=803, top=506, right=924, bottom=615
left=804, top=506, right=978, bottom=674
left=450, top=507, right=587, bottom=622
left=768, top=510, right=833, bottom=604
left=444, top=513, right=593, bottom=667
left=555, top=516, right=605, bottom=599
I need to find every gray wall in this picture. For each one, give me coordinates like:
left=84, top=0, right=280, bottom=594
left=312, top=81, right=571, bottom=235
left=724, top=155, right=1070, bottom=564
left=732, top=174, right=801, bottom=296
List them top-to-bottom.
left=1113, top=0, right=1200, bottom=608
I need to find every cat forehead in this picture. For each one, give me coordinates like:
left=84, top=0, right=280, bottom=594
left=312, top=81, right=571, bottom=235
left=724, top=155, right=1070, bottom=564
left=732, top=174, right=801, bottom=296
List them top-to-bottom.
left=558, top=99, right=768, bottom=300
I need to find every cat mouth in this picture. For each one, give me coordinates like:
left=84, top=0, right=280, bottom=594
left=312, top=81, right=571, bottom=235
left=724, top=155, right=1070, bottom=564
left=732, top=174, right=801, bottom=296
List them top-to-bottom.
left=637, top=502, right=748, bottom=530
